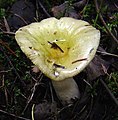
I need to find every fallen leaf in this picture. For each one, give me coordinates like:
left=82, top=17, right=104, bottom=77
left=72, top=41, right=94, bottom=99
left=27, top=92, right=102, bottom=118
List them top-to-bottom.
left=8, top=0, right=35, bottom=30
left=73, top=0, right=87, bottom=10
left=52, top=1, right=79, bottom=18
left=86, top=55, right=110, bottom=81
left=34, top=101, right=57, bottom=120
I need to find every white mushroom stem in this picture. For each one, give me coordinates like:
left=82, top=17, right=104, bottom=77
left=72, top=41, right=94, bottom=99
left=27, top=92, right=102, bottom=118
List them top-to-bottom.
left=51, top=77, right=80, bottom=104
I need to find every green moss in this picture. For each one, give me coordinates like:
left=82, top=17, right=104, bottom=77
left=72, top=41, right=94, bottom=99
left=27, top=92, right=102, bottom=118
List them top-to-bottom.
left=0, top=0, right=16, bottom=8
left=0, top=8, right=5, bottom=18
left=106, top=72, right=118, bottom=97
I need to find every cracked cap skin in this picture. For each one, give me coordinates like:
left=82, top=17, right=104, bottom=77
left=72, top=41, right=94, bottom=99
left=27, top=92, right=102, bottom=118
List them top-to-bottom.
left=15, top=17, right=100, bottom=81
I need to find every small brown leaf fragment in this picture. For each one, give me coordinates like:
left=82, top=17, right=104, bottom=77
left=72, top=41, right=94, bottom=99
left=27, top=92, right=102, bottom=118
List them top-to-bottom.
left=32, top=66, right=40, bottom=73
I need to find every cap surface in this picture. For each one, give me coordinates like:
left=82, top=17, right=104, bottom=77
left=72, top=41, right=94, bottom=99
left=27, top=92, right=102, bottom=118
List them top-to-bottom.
left=15, top=17, right=100, bottom=81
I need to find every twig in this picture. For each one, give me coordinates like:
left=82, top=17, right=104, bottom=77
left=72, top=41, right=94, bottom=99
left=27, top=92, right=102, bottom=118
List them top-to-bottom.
left=35, top=0, right=40, bottom=20
left=37, top=0, right=51, bottom=17
left=94, top=0, right=118, bottom=44
left=114, top=3, right=118, bottom=9
left=14, top=13, right=28, bottom=25
left=3, top=16, right=10, bottom=32
left=0, top=28, right=15, bottom=35
left=2, top=31, right=15, bottom=35
left=0, top=39, right=17, bottom=57
left=0, top=46, right=26, bottom=87
left=97, top=50, right=118, bottom=58
left=0, top=70, right=11, bottom=73
left=21, top=72, right=43, bottom=115
left=0, top=74, right=6, bottom=102
left=2, top=75, right=9, bottom=105
left=83, top=79, right=92, bottom=89
left=99, top=79, right=118, bottom=106
left=49, top=82, right=54, bottom=102
left=84, top=96, right=94, bottom=120
left=31, top=104, right=35, bottom=120
left=0, top=109, right=31, bottom=120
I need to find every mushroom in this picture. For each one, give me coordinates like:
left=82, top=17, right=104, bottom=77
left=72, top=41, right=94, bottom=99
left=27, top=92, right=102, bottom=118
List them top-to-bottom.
left=15, top=17, right=100, bottom=104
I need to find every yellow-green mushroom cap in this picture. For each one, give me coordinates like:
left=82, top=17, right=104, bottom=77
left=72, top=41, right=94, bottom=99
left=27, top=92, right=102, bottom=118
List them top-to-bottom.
left=15, top=17, right=100, bottom=81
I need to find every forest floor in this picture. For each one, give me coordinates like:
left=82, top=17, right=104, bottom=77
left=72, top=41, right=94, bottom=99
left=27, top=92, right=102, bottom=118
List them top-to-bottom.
left=0, top=0, right=118, bottom=120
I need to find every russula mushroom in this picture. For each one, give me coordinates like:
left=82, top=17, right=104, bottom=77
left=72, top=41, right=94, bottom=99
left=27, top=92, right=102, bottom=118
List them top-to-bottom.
left=15, top=17, right=100, bottom=104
